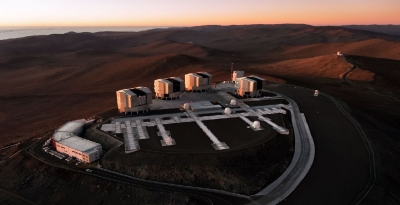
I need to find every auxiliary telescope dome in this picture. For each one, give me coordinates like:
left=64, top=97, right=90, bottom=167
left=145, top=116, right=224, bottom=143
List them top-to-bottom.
left=183, top=103, right=190, bottom=110
left=252, top=121, right=261, bottom=129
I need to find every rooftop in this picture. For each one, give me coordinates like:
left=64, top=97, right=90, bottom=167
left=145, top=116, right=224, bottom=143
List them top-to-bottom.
left=197, top=72, right=211, bottom=78
left=186, top=73, right=202, bottom=78
left=248, top=75, right=265, bottom=81
left=166, top=77, right=183, bottom=83
left=237, top=77, right=257, bottom=82
left=155, top=79, right=172, bottom=84
left=129, top=88, right=148, bottom=96
left=119, top=89, right=136, bottom=96
left=189, top=101, right=222, bottom=112
left=52, top=120, right=101, bottom=153
left=56, top=120, right=85, bottom=133
left=58, top=136, right=101, bottom=152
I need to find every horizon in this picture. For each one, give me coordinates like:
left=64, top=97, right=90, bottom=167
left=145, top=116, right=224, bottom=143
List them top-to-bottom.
left=1, top=0, right=399, bottom=27
left=1, top=23, right=400, bottom=29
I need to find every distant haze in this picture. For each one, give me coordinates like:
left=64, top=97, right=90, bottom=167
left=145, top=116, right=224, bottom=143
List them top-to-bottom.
left=1, top=0, right=399, bottom=26
left=0, top=26, right=166, bottom=40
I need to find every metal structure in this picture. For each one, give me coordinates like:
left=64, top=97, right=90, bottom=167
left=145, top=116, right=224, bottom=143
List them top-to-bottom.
left=231, top=63, right=234, bottom=81
left=232, top=70, right=244, bottom=82
left=185, top=72, right=212, bottom=92
left=235, top=75, right=265, bottom=97
left=154, top=77, right=184, bottom=99
left=116, top=86, right=152, bottom=114
left=51, top=120, right=102, bottom=163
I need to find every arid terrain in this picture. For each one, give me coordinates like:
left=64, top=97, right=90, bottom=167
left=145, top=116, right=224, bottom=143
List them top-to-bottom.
left=1, top=24, right=400, bottom=204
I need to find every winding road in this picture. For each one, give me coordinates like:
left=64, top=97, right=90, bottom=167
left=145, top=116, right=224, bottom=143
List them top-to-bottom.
left=20, top=84, right=373, bottom=205
left=269, top=84, right=372, bottom=205
left=25, top=89, right=315, bottom=205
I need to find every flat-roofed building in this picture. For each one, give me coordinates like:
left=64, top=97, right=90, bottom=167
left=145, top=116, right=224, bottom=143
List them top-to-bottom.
left=185, top=72, right=212, bottom=92
left=235, top=75, right=265, bottom=97
left=154, top=77, right=184, bottom=99
left=116, top=86, right=152, bottom=114
left=186, top=101, right=222, bottom=112
left=51, top=120, right=102, bottom=163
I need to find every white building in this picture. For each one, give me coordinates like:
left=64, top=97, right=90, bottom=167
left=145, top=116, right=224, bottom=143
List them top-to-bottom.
left=232, top=71, right=244, bottom=82
left=185, top=72, right=212, bottom=92
left=235, top=75, right=265, bottom=97
left=154, top=77, right=184, bottom=99
left=116, top=86, right=152, bottom=114
left=51, top=120, right=102, bottom=163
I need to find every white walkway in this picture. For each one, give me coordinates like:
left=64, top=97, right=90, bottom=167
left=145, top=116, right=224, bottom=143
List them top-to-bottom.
left=186, top=110, right=229, bottom=150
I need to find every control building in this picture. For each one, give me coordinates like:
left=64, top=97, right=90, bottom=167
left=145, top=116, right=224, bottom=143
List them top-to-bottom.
left=232, top=71, right=244, bottom=82
left=185, top=72, right=212, bottom=92
left=235, top=75, right=265, bottom=97
left=154, top=77, right=184, bottom=99
left=116, top=86, right=152, bottom=114
left=51, top=120, right=102, bottom=163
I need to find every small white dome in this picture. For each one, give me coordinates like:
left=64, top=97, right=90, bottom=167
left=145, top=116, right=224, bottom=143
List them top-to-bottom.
left=230, top=100, right=237, bottom=106
left=183, top=103, right=190, bottom=110
left=224, top=108, right=232, bottom=115
left=252, top=121, right=260, bottom=129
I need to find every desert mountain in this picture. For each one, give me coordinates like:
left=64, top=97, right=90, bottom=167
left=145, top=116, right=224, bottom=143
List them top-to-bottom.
left=1, top=24, right=400, bottom=144
left=343, top=25, right=400, bottom=36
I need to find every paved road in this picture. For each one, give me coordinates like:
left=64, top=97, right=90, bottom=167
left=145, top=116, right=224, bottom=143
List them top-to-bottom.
left=25, top=84, right=371, bottom=205
left=267, top=84, right=371, bottom=205
left=24, top=86, right=319, bottom=205
left=25, top=90, right=315, bottom=205
left=253, top=91, right=315, bottom=205
left=26, top=137, right=255, bottom=205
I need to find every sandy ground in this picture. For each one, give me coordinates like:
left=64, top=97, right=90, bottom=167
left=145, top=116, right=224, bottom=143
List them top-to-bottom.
left=1, top=24, right=400, bottom=204
left=347, top=68, right=375, bottom=82
left=0, top=141, right=201, bottom=205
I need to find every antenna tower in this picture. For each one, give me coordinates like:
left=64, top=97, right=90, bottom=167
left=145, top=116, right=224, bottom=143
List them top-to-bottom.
left=231, top=63, right=234, bottom=82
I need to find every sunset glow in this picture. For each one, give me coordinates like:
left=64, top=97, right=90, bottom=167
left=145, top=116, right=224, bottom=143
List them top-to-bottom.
left=1, top=0, right=399, bottom=27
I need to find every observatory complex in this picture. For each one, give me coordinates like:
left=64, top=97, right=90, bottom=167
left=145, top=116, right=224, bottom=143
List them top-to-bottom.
left=40, top=66, right=315, bottom=205
left=102, top=72, right=291, bottom=154
left=185, top=72, right=212, bottom=92
left=235, top=75, right=265, bottom=97
left=154, top=77, right=184, bottom=99
left=116, top=87, right=152, bottom=114
left=51, top=120, right=102, bottom=163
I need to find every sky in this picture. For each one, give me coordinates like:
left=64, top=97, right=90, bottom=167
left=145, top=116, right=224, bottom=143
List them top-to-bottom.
left=1, top=0, right=399, bottom=27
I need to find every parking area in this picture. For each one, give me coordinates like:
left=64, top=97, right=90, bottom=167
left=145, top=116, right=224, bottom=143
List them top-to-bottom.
left=41, top=143, right=86, bottom=167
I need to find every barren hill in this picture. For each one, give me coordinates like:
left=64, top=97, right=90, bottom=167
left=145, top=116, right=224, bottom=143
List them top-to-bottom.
left=1, top=24, right=400, bottom=145
left=1, top=24, right=400, bottom=204
left=343, top=25, right=400, bottom=36
left=276, top=39, right=400, bottom=60
left=251, top=54, right=352, bottom=79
